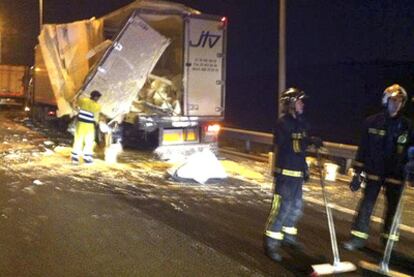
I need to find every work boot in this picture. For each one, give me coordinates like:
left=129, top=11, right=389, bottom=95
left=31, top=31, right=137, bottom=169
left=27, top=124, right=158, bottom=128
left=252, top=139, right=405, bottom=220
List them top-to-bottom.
left=84, top=157, right=94, bottom=165
left=282, top=234, right=304, bottom=251
left=263, top=236, right=282, bottom=262
left=342, top=237, right=366, bottom=251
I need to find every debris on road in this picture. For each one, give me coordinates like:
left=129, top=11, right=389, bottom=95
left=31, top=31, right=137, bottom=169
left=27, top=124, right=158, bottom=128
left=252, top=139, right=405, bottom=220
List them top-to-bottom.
left=43, top=140, right=55, bottom=146
left=33, top=180, right=44, bottom=186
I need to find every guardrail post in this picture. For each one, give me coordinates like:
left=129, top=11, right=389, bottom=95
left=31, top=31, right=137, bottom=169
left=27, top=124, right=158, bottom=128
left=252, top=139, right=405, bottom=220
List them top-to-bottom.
left=245, top=139, right=251, bottom=153
left=268, top=152, right=274, bottom=176
left=345, top=158, right=352, bottom=174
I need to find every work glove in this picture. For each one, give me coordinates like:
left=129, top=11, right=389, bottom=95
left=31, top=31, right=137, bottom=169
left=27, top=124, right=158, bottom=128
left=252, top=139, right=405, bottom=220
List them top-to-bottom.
left=309, top=136, right=323, bottom=149
left=349, top=171, right=365, bottom=192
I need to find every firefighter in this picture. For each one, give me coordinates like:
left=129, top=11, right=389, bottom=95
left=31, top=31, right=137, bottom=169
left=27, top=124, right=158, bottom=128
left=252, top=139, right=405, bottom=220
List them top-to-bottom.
left=343, top=84, right=413, bottom=251
left=264, top=87, right=322, bottom=262
left=71, top=90, right=102, bottom=164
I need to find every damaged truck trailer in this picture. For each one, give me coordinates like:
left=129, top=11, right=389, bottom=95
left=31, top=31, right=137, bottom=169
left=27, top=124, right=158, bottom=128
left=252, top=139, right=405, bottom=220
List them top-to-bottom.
left=28, top=1, right=227, bottom=155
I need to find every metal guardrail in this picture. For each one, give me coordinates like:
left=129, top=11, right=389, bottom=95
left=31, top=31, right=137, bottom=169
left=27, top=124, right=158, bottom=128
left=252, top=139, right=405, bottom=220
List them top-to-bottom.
left=219, top=127, right=358, bottom=171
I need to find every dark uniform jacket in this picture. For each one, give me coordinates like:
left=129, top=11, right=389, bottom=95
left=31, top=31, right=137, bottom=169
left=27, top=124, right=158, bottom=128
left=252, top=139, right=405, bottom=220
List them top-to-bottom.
left=353, top=111, right=413, bottom=182
left=273, top=113, right=310, bottom=178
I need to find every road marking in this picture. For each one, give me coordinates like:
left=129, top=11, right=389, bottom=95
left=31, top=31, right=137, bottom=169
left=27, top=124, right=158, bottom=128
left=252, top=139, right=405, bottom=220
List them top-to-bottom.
left=304, top=196, right=414, bottom=234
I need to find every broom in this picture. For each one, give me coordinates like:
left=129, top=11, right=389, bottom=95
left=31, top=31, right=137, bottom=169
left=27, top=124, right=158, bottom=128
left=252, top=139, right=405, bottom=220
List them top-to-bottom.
left=311, top=151, right=356, bottom=275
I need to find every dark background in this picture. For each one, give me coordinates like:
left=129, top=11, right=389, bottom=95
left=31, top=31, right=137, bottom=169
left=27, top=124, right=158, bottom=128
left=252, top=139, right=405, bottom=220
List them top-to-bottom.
left=1, top=0, right=413, bottom=144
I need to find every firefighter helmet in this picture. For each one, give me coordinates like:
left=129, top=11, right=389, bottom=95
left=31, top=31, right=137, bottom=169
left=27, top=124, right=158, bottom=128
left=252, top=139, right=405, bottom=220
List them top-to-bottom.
left=382, top=84, right=407, bottom=107
left=280, top=87, right=306, bottom=112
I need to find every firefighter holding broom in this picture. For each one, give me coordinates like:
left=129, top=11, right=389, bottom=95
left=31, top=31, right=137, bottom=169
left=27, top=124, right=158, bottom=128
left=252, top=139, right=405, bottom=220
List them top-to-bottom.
left=343, top=84, right=414, bottom=251
left=264, top=87, right=322, bottom=262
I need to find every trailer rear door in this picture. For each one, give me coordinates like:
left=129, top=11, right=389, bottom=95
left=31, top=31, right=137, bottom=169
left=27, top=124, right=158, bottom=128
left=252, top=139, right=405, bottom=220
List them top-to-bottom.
left=80, top=11, right=170, bottom=119
left=184, top=15, right=226, bottom=118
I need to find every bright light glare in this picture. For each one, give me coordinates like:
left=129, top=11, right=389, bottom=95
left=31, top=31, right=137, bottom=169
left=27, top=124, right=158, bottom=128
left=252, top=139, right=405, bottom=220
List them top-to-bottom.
left=207, top=124, right=221, bottom=133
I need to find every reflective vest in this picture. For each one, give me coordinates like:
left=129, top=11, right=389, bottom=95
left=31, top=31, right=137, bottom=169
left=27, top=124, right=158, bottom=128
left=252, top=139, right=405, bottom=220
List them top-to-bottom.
left=77, top=97, right=101, bottom=124
left=353, top=111, right=413, bottom=181
left=273, top=114, right=310, bottom=178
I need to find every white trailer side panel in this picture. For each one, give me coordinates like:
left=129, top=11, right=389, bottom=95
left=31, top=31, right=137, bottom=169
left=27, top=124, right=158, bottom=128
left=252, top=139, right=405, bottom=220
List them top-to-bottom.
left=184, top=16, right=226, bottom=117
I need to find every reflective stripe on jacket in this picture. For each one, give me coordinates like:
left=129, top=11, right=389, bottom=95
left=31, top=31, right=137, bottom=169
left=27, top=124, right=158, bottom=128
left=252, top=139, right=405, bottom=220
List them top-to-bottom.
left=77, top=97, right=101, bottom=124
left=354, top=111, right=413, bottom=181
left=273, top=114, right=310, bottom=176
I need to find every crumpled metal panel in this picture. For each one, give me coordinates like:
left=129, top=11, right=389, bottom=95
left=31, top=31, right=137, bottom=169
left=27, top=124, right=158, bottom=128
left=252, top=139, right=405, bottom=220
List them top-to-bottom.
left=79, top=11, right=170, bottom=119
left=38, top=18, right=104, bottom=116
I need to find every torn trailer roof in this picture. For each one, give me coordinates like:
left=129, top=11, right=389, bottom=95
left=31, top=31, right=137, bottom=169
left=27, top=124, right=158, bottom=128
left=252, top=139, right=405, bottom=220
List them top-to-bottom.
left=37, top=0, right=200, bottom=119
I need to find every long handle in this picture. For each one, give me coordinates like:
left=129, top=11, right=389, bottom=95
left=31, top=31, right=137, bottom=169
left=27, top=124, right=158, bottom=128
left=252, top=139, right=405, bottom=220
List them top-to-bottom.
left=316, top=152, right=341, bottom=265
left=380, top=181, right=407, bottom=272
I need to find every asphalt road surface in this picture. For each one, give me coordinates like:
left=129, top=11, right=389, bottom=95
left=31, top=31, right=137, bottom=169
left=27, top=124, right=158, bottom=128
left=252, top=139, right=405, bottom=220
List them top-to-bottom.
left=0, top=108, right=413, bottom=276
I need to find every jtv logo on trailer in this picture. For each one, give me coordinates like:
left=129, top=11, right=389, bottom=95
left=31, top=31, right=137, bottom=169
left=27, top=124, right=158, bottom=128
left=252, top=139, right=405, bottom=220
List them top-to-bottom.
left=189, top=31, right=221, bottom=48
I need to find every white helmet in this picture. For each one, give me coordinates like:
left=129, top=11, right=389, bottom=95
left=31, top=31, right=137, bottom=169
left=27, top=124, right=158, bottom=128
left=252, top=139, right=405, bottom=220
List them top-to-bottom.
left=382, top=84, right=407, bottom=107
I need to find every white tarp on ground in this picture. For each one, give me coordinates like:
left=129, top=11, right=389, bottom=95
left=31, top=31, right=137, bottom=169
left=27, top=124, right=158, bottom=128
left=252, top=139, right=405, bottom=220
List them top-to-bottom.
left=38, top=18, right=104, bottom=117
left=167, top=149, right=227, bottom=184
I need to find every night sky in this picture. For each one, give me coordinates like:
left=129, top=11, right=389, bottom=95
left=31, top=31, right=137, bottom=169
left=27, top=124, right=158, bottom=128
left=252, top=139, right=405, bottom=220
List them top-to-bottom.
left=1, top=0, right=413, bottom=144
